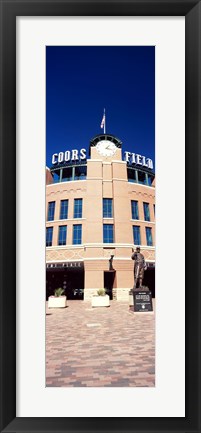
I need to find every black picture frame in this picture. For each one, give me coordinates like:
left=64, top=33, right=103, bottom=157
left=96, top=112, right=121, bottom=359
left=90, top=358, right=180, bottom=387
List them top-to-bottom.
left=0, top=0, right=200, bottom=432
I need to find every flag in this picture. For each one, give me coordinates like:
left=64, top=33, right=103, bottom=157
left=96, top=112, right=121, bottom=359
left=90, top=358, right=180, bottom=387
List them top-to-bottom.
left=100, top=112, right=105, bottom=129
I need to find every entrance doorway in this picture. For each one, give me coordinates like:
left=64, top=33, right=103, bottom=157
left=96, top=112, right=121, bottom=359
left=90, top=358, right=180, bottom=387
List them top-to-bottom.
left=144, top=267, right=155, bottom=298
left=46, top=268, right=84, bottom=300
left=104, top=271, right=115, bottom=300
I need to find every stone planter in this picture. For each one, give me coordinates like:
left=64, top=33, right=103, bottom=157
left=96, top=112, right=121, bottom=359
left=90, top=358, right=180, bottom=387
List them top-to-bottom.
left=91, top=294, right=110, bottom=307
left=48, top=295, right=67, bottom=308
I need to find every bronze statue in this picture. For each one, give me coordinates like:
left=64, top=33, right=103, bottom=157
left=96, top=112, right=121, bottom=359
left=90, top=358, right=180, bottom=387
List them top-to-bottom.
left=131, top=247, right=146, bottom=289
left=109, top=255, right=114, bottom=271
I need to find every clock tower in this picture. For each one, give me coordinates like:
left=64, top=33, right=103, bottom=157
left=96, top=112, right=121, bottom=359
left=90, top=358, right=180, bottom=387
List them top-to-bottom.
left=85, top=131, right=131, bottom=296
left=89, top=134, right=122, bottom=161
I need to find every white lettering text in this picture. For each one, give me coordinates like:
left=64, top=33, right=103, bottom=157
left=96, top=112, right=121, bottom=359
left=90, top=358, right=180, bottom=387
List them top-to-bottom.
left=80, top=148, right=86, bottom=160
left=71, top=149, right=79, bottom=161
left=64, top=151, right=70, bottom=162
left=124, top=151, right=131, bottom=162
left=58, top=152, right=64, bottom=163
left=52, top=154, right=58, bottom=164
left=136, top=154, right=142, bottom=165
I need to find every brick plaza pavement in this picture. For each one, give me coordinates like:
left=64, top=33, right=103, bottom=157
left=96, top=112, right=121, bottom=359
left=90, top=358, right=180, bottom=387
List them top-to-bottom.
left=46, top=300, right=155, bottom=387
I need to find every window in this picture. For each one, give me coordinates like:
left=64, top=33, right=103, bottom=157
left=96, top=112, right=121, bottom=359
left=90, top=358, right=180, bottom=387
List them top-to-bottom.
left=51, top=165, right=87, bottom=183
left=74, top=165, right=87, bottom=180
left=62, top=167, right=73, bottom=182
left=127, top=168, right=137, bottom=183
left=52, top=170, right=60, bottom=183
left=138, top=170, right=146, bottom=185
left=148, top=174, right=154, bottom=186
left=74, top=198, right=83, bottom=218
left=103, top=198, right=113, bottom=218
left=60, top=200, right=68, bottom=220
left=131, top=200, right=139, bottom=220
left=47, top=201, right=55, bottom=221
left=143, top=202, right=150, bottom=221
left=153, top=204, right=155, bottom=216
left=73, top=224, right=82, bottom=245
left=103, top=224, right=114, bottom=243
left=58, top=225, right=67, bottom=246
left=133, top=226, right=141, bottom=245
left=46, top=227, right=53, bottom=247
left=146, top=227, right=153, bottom=246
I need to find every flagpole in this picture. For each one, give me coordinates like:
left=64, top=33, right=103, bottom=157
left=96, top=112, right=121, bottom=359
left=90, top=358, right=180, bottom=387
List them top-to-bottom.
left=104, top=108, right=106, bottom=134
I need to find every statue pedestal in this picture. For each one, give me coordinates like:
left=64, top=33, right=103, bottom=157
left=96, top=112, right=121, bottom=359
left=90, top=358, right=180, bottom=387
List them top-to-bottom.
left=133, top=289, right=153, bottom=312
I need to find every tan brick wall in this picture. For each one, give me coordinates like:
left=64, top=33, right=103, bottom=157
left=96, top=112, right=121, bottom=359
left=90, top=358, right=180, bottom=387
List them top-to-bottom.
left=46, top=144, right=155, bottom=301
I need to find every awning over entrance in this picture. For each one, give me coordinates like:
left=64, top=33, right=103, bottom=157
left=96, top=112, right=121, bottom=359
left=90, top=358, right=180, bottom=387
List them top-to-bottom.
left=46, top=262, right=84, bottom=299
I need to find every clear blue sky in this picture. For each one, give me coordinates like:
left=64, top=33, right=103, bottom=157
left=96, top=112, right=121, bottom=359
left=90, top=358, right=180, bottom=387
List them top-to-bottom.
left=46, top=46, right=155, bottom=169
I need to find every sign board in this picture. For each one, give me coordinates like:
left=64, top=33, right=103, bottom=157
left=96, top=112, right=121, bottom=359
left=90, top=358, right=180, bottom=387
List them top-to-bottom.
left=51, top=147, right=154, bottom=171
left=52, top=149, right=86, bottom=165
left=124, top=151, right=153, bottom=169
left=46, top=262, right=84, bottom=270
left=133, top=290, right=153, bottom=312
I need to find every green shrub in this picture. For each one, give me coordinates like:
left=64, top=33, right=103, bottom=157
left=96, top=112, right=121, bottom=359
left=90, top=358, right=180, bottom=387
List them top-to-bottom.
left=54, top=288, right=64, bottom=297
left=97, top=288, right=106, bottom=296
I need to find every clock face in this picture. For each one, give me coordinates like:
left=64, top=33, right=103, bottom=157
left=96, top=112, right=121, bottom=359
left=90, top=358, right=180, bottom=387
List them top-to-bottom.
left=96, top=140, right=117, bottom=157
